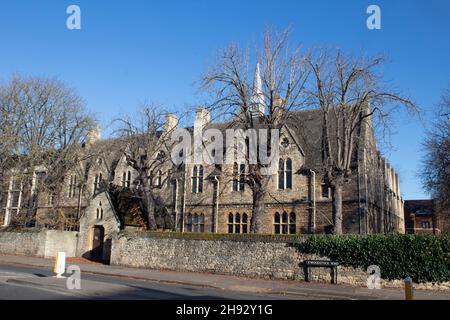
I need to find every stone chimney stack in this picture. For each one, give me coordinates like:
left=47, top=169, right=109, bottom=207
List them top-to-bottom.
left=194, top=107, right=211, bottom=131
left=163, top=113, right=178, bottom=134
left=87, top=125, right=101, bottom=145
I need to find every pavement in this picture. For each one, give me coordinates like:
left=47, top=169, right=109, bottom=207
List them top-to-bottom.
left=0, top=253, right=449, bottom=300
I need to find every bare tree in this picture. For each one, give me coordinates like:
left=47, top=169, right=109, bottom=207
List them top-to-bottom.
left=201, top=28, right=309, bottom=233
left=305, top=50, right=417, bottom=234
left=0, top=74, right=97, bottom=228
left=421, top=85, right=450, bottom=218
left=112, top=103, right=180, bottom=230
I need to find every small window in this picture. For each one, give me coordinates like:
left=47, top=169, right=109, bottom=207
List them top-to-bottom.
left=278, top=158, right=292, bottom=190
left=232, top=163, right=245, bottom=192
left=192, top=165, right=203, bottom=193
left=321, top=183, right=330, bottom=198
left=96, top=201, right=103, bottom=220
left=227, top=212, right=249, bottom=234
left=186, top=213, right=193, bottom=232
left=228, top=213, right=234, bottom=233
left=421, top=221, right=431, bottom=229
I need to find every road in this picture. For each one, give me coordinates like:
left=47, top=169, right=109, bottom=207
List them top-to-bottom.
left=0, top=263, right=302, bottom=300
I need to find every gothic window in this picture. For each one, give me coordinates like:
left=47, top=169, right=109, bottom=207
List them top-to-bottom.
left=278, top=158, right=293, bottom=190
left=278, top=159, right=284, bottom=190
left=232, top=163, right=245, bottom=192
left=192, top=165, right=203, bottom=193
left=127, top=170, right=131, bottom=187
left=156, top=170, right=162, bottom=187
left=93, top=173, right=103, bottom=194
left=68, top=175, right=77, bottom=198
left=321, top=178, right=330, bottom=198
left=47, top=193, right=55, bottom=206
left=96, top=201, right=104, bottom=220
left=274, top=211, right=296, bottom=234
left=186, top=212, right=205, bottom=233
left=227, top=212, right=248, bottom=234
left=274, top=212, right=281, bottom=234
left=289, top=212, right=296, bottom=234
left=186, top=213, right=193, bottom=232
left=193, top=213, right=199, bottom=232
left=228, top=213, right=233, bottom=233
left=235, top=213, right=241, bottom=234
left=242, top=213, right=248, bottom=234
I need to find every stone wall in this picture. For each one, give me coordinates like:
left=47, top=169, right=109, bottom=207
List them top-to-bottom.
left=0, top=229, right=78, bottom=258
left=0, top=229, right=46, bottom=256
left=44, top=230, right=78, bottom=258
left=110, top=232, right=370, bottom=286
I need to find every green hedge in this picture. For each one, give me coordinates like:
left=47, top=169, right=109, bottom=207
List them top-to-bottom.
left=295, top=234, right=450, bottom=283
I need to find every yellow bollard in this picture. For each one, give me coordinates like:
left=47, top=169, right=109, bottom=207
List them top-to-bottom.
left=404, top=276, right=413, bottom=300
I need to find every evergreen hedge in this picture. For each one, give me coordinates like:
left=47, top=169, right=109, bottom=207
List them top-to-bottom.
left=295, top=234, right=450, bottom=283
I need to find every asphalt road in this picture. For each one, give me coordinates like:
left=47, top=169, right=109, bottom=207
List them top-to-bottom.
left=0, top=263, right=301, bottom=300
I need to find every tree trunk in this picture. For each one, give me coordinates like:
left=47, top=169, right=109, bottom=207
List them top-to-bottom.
left=332, top=177, right=344, bottom=234
left=251, top=187, right=266, bottom=234
left=142, top=188, right=157, bottom=230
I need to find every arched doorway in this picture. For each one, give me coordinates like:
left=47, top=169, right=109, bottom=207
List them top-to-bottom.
left=91, top=225, right=105, bottom=261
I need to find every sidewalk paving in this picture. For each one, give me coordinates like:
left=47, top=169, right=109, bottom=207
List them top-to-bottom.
left=0, top=254, right=449, bottom=300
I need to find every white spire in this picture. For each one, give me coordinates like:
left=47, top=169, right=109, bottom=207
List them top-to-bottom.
left=250, top=63, right=265, bottom=117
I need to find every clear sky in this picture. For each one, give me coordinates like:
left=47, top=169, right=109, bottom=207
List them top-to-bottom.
left=0, top=0, right=449, bottom=200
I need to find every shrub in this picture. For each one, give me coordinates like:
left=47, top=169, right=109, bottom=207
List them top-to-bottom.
left=295, top=234, right=450, bottom=283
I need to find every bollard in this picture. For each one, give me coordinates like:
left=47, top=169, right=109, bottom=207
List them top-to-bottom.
left=54, top=252, right=66, bottom=278
left=404, top=276, right=413, bottom=300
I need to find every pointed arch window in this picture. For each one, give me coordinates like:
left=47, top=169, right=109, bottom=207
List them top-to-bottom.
left=278, top=158, right=293, bottom=190
left=232, top=163, right=245, bottom=192
left=156, top=170, right=162, bottom=187
left=121, top=171, right=131, bottom=188
left=93, top=173, right=103, bottom=194
left=68, top=175, right=77, bottom=198
left=96, top=201, right=104, bottom=220
left=274, top=211, right=296, bottom=234
left=185, top=212, right=205, bottom=233
left=227, top=212, right=249, bottom=234
left=186, top=213, right=193, bottom=232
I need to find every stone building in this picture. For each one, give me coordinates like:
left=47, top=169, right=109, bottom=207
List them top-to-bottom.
left=1, top=92, right=405, bottom=261
left=1, top=110, right=404, bottom=256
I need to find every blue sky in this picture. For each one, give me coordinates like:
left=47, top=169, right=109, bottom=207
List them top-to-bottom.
left=0, top=0, right=449, bottom=200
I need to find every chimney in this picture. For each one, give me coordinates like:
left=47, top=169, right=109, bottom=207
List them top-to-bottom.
left=194, top=107, right=211, bottom=131
left=163, top=113, right=178, bottom=134
left=87, top=125, right=101, bottom=145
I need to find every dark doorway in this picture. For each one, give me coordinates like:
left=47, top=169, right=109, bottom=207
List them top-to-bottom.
left=91, top=225, right=105, bottom=261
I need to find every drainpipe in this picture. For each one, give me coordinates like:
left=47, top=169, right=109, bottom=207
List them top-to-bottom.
left=181, top=167, right=187, bottom=233
left=309, top=170, right=316, bottom=234
left=213, top=176, right=220, bottom=233
left=174, top=178, right=178, bottom=231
